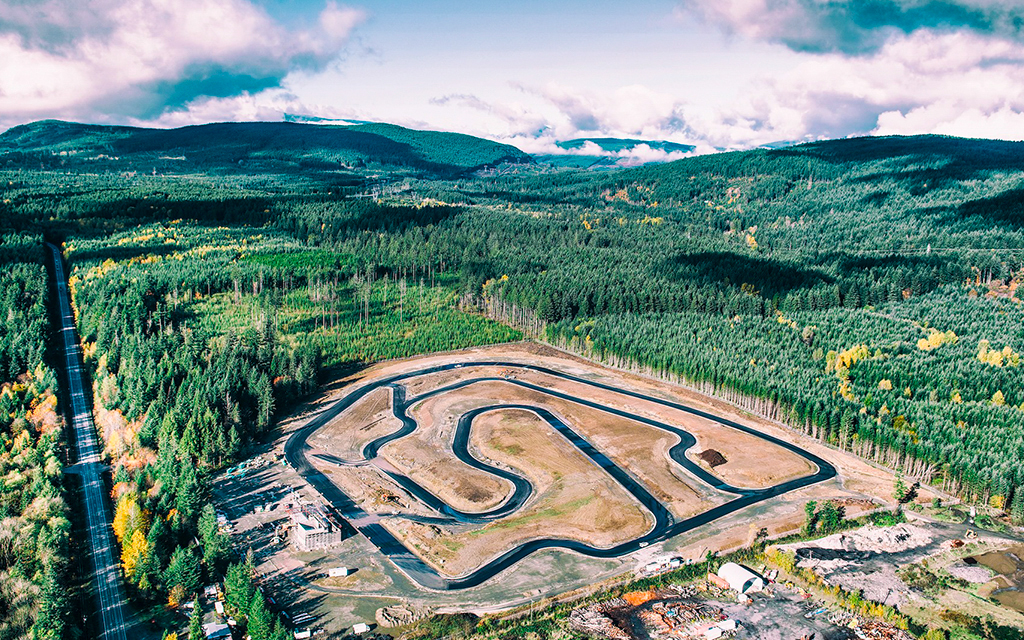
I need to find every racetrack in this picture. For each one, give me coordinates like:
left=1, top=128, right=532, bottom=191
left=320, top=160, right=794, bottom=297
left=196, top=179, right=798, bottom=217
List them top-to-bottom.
left=285, top=361, right=837, bottom=590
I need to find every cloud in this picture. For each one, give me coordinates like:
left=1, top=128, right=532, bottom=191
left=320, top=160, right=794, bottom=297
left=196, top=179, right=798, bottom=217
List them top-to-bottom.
left=0, top=0, right=365, bottom=126
left=676, top=0, right=1024, bottom=54
left=682, top=29, right=1024, bottom=147
left=429, top=83, right=705, bottom=159
left=519, top=83, right=689, bottom=138
left=429, top=93, right=550, bottom=137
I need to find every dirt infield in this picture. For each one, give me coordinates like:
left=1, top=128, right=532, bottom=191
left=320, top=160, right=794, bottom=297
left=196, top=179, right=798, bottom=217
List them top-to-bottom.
left=284, top=342, right=903, bottom=585
left=508, top=368, right=816, bottom=489
left=420, top=378, right=719, bottom=519
left=310, top=386, right=401, bottom=460
left=381, top=394, right=513, bottom=513
left=382, top=407, right=653, bottom=577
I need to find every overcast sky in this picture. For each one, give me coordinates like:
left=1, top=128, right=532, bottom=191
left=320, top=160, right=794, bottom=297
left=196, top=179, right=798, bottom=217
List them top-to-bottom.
left=3, top=0, right=1024, bottom=156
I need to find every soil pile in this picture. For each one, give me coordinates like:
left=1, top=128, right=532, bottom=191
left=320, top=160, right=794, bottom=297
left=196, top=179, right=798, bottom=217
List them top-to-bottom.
left=698, top=449, right=727, bottom=467
left=376, top=603, right=431, bottom=627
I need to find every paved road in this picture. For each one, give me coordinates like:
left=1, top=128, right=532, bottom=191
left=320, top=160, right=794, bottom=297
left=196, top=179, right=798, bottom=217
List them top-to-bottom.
left=47, top=243, right=131, bottom=640
left=285, top=361, right=837, bottom=590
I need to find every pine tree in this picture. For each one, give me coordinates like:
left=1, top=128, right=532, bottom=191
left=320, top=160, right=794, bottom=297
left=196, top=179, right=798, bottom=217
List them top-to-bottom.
left=175, top=462, right=203, bottom=528
left=893, top=469, right=908, bottom=504
left=1011, top=489, right=1024, bottom=526
left=803, top=500, right=818, bottom=535
left=818, top=501, right=841, bottom=533
left=198, top=503, right=227, bottom=570
left=147, top=516, right=171, bottom=570
left=165, top=547, right=201, bottom=599
left=224, top=556, right=255, bottom=617
left=32, top=559, right=68, bottom=640
left=247, top=592, right=273, bottom=640
left=189, top=597, right=203, bottom=640
left=271, top=620, right=291, bottom=640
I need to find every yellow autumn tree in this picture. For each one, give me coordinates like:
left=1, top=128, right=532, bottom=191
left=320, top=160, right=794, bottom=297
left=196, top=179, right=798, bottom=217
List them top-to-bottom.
left=917, top=329, right=957, bottom=351
left=992, top=390, right=1006, bottom=406
left=112, top=493, right=149, bottom=543
left=121, top=529, right=149, bottom=578
left=167, top=584, right=187, bottom=609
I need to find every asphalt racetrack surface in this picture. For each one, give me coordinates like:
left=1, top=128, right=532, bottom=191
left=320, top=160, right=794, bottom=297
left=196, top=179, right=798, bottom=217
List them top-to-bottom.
left=285, top=362, right=836, bottom=590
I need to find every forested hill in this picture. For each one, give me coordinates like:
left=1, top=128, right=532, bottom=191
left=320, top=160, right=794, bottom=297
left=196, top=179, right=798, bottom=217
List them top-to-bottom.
left=0, top=119, right=532, bottom=178
left=3, top=129, right=1024, bottom=636
left=497, top=133, right=1024, bottom=253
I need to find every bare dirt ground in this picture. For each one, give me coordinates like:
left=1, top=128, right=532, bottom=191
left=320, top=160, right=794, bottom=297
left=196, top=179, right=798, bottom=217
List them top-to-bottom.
left=257, top=341, right=939, bottom=618
left=393, top=361, right=816, bottom=490
left=509, top=368, right=816, bottom=489
left=403, top=377, right=719, bottom=519
left=308, top=386, right=401, bottom=460
left=380, top=392, right=513, bottom=513
left=382, top=406, right=653, bottom=577
left=777, top=517, right=1024, bottom=632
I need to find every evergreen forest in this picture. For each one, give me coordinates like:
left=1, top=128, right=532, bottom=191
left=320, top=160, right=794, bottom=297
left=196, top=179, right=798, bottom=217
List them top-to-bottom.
left=0, top=120, right=1022, bottom=637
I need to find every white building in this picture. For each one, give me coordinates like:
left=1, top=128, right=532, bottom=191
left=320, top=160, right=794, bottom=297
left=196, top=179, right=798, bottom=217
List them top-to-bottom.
left=290, top=503, right=343, bottom=551
left=716, top=562, right=765, bottom=594
left=202, top=623, right=231, bottom=640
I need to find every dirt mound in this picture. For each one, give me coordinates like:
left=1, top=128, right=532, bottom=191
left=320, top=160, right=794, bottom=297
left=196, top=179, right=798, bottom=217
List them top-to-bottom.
left=697, top=449, right=727, bottom=467
left=784, top=524, right=933, bottom=557
left=946, top=564, right=994, bottom=584
left=623, top=590, right=657, bottom=606
left=375, top=603, right=431, bottom=627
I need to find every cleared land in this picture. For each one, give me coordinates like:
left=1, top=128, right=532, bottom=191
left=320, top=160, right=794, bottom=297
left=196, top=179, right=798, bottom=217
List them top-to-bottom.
left=204, top=341, right=964, bottom=633
left=293, top=344, right=843, bottom=582
left=508, top=368, right=816, bottom=489
left=410, top=378, right=718, bottom=519
left=310, top=386, right=401, bottom=460
left=381, top=393, right=513, bottom=513
left=383, top=407, right=653, bottom=576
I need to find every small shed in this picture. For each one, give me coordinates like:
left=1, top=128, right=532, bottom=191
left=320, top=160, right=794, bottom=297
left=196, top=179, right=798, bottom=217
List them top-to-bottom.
left=716, top=562, right=765, bottom=594
left=352, top=622, right=371, bottom=634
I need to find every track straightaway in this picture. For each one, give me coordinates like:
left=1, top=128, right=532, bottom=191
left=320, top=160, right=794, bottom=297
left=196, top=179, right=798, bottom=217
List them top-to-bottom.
left=47, top=243, right=131, bottom=640
left=286, top=361, right=837, bottom=591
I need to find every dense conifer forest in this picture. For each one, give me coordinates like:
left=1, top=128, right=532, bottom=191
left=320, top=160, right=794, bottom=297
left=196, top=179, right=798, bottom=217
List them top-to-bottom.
left=1, top=120, right=1023, bottom=636
left=0, top=234, right=72, bottom=639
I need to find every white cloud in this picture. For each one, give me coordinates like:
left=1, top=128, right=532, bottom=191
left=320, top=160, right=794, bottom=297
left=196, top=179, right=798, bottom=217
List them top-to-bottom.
left=0, top=0, right=365, bottom=127
left=676, top=0, right=1024, bottom=54
left=674, top=29, right=1024, bottom=147
left=519, top=82, right=688, bottom=139
left=876, top=104, right=1024, bottom=139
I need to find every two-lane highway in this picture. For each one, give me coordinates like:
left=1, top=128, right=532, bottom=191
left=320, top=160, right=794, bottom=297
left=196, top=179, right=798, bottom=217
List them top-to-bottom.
left=47, top=243, right=131, bottom=640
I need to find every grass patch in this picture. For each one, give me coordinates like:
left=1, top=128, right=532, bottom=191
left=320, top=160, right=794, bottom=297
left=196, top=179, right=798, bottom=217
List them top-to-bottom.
left=191, top=279, right=521, bottom=369
left=469, top=494, right=597, bottom=536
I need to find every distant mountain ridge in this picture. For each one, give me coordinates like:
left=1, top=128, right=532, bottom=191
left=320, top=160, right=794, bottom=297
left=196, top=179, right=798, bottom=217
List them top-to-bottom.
left=0, top=120, right=532, bottom=178
left=531, top=137, right=697, bottom=169
left=555, top=137, right=695, bottom=154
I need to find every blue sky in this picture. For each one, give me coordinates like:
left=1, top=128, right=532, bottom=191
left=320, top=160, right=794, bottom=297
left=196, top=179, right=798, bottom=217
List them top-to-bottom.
left=2, top=0, right=1024, bottom=155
